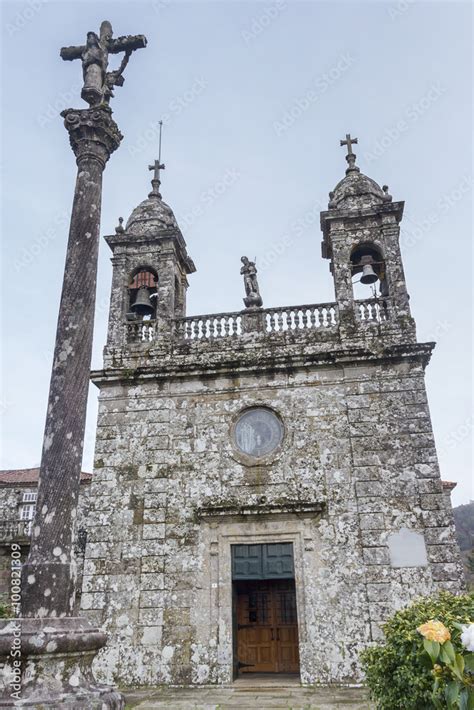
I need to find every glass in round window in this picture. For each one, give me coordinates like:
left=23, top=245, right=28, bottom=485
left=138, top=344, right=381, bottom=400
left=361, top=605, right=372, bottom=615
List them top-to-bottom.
left=234, top=408, right=283, bottom=458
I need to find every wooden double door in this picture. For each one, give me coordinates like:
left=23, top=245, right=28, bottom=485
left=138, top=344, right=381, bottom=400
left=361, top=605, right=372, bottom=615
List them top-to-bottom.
left=235, top=578, right=300, bottom=674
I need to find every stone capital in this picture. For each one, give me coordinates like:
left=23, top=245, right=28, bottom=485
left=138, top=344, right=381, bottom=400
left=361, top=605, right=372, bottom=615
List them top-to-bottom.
left=61, top=107, right=122, bottom=167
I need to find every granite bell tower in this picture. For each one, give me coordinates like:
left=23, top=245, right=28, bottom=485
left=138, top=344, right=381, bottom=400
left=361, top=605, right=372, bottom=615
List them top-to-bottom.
left=81, top=136, right=464, bottom=687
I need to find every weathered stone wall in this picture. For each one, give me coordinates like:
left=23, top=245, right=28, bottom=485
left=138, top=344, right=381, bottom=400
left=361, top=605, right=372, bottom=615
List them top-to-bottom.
left=82, top=345, right=463, bottom=687
left=342, top=360, right=461, bottom=639
left=0, top=483, right=91, bottom=610
left=0, top=487, right=35, bottom=606
left=0, top=488, right=21, bottom=531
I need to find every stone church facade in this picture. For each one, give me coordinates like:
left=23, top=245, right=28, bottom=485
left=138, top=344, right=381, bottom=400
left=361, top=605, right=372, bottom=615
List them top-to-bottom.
left=81, top=144, right=464, bottom=687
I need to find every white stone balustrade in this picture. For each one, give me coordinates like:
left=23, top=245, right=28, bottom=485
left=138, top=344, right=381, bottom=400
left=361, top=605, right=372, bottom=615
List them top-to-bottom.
left=355, top=298, right=390, bottom=323
left=125, top=300, right=394, bottom=344
left=174, top=303, right=338, bottom=341
left=264, top=304, right=338, bottom=333
left=176, top=312, right=243, bottom=340
left=126, top=320, right=156, bottom=343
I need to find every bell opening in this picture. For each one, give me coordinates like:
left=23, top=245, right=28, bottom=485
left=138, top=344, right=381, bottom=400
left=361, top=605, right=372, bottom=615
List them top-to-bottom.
left=350, top=244, right=387, bottom=299
left=128, top=268, right=158, bottom=319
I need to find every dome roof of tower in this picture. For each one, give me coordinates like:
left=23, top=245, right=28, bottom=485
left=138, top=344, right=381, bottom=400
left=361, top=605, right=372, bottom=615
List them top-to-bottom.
left=107, top=168, right=196, bottom=274
left=330, top=168, right=386, bottom=210
left=125, top=194, right=180, bottom=236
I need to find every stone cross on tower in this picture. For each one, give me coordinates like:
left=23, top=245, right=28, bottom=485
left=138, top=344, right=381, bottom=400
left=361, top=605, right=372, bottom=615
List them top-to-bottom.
left=60, top=20, right=147, bottom=107
left=148, top=120, right=165, bottom=197
left=340, top=133, right=359, bottom=173
left=340, top=133, right=358, bottom=154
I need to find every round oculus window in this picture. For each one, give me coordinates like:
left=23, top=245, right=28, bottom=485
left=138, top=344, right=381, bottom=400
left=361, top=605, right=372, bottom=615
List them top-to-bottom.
left=234, top=408, right=283, bottom=458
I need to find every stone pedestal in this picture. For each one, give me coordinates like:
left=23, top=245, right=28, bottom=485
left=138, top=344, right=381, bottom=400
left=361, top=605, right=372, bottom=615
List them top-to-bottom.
left=242, top=307, right=266, bottom=334
left=0, top=618, right=123, bottom=708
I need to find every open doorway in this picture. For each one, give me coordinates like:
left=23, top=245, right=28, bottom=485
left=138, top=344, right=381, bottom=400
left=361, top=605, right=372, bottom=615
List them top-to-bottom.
left=231, top=543, right=300, bottom=677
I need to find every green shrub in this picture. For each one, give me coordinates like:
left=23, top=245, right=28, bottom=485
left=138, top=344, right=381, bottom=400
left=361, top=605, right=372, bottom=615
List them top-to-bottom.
left=360, top=591, right=474, bottom=710
left=0, top=602, right=11, bottom=618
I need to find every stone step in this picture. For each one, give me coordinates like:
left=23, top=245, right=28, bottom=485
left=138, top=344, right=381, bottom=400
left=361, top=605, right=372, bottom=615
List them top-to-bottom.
left=123, top=685, right=373, bottom=710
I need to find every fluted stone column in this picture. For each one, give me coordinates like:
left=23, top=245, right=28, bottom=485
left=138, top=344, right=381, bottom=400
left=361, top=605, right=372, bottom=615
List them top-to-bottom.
left=0, top=107, right=124, bottom=708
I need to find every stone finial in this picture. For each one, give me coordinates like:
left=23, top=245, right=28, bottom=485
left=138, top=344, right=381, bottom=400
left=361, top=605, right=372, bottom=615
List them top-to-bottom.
left=60, top=20, right=147, bottom=108
left=340, top=133, right=360, bottom=174
left=382, top=185, right=393, bottom=202
left=328, top=191, right=336, bottom=209
left=115, top=216, right=125, bottom=234
left=241, top=256, right=263, bottom=309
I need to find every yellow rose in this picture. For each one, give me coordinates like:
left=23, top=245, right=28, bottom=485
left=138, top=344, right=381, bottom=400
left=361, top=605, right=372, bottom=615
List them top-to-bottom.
left=417, top=620, right=451, bottom=644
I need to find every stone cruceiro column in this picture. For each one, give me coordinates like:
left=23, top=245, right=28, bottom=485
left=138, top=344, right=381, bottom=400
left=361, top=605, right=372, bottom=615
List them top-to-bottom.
left=0, top=20, right=146, bottom=709
left=21, top=106, right=122, bottom=619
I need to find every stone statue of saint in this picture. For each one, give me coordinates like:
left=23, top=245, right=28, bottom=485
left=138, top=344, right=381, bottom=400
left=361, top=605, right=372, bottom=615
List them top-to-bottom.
left=241, top=256, right=263, bottom=309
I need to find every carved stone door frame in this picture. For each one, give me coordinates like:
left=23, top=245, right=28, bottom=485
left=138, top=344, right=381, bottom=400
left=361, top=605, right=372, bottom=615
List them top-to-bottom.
left=203, top=515, right=314, bottom=684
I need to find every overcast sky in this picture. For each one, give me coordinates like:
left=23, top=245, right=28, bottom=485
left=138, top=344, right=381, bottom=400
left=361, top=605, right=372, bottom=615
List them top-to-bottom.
left=1, top=0, right=472, bottom=506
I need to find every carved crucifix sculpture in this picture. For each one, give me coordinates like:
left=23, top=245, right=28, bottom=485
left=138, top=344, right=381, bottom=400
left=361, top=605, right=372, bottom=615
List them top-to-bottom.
left=60, top=20, right=147, bottom=107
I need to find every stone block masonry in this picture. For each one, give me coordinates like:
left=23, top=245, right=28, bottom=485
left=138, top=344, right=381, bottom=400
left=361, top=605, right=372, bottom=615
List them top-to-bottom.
left=83, top=343, right=463, bottom=685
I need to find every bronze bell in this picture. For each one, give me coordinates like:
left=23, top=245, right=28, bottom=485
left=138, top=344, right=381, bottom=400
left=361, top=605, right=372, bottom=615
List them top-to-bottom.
left=359, top=255, right=378, bottom=285
left=131, top=286, right=154, bottom=316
